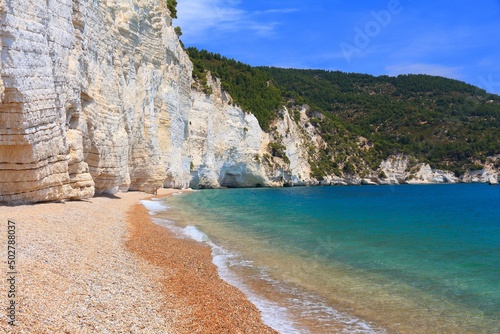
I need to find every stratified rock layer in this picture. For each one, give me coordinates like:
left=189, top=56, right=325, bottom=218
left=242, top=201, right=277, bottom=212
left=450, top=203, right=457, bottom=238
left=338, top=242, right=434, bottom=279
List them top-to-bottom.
left=0, top=0, right=191, bottom=203
left=188, top=74, right=311, bottom=188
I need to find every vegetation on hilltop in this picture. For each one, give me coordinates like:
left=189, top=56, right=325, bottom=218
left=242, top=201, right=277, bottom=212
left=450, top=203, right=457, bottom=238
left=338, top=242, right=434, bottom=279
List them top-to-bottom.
left=167, top=0, right=177, bottom=19
left=186, top=47, right=500, bottom=176
left=186, top=47, right=283, bottom=131
left=260, top=67, right=500, bottom=175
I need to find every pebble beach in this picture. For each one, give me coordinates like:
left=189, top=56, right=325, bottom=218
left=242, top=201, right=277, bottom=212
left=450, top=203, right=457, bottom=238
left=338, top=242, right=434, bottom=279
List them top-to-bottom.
left=0, top=189, right=275, bottom=333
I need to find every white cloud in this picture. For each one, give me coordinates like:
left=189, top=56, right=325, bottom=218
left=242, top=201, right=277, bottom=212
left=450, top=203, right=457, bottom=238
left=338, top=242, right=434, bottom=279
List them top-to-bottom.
left=176, top=0, right=295, bottom=42
left=253, top=8, right=298, bottom=15
left=385, top=63, right=463, bottom=79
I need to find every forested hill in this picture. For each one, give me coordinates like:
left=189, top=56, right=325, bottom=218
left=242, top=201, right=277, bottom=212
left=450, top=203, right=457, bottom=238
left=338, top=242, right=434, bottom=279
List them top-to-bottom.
left=187, top=47, right=500, bottom=176
left=260, top=67, right=500, bottom=174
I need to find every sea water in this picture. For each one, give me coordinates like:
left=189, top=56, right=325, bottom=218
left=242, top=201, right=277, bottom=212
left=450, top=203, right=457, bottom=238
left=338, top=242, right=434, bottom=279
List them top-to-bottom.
left=149, top=184, right=499, bottom=333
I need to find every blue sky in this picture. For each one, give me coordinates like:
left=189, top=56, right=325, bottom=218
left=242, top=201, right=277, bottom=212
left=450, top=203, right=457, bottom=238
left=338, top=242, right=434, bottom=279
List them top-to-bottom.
left=176, top=0, right=500, bottom=93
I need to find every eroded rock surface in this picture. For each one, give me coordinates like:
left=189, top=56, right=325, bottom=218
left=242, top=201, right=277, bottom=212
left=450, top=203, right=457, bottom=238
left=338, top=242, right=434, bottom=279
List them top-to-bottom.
left=0, top=0, right=191, bottom=203
left=188, top=74, right=311, bottom=188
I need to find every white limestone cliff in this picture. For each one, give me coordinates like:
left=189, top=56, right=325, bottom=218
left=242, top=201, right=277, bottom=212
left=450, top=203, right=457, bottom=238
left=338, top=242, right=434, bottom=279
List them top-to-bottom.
left=0, top=0, right=191, bottom=203
left=0, top=0, right=312, bottom=202
left=188, top=74, right=311, bottom=188
left=188, top=74, right=267, bottom=188
left=271, top=107, right=313, bottom=186
left=375, top=154, right=500, bottom=185
left=377, top=155, right=458, bottom=185
left=378, top=155, right=410, bottom=185
left=460, top=155, right=499, bottom=184
left=405, top=164, right=457, bottom=184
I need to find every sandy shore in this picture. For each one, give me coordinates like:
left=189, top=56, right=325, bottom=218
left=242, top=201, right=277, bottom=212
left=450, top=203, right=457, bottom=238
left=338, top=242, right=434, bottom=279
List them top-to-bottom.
left=0, top=189, right=276, bottom=333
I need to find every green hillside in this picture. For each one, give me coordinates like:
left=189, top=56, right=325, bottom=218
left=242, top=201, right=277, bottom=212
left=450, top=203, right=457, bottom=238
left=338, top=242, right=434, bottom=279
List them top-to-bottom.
left=187, top=47, right=500, bottom=177
left=187, top=47, right=282, bottom=131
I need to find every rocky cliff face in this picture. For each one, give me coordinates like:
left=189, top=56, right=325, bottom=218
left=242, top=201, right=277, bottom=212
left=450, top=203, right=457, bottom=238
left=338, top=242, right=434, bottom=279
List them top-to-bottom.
left=0, top=0, right=191, bottom=203
left=188, top=74, right=312, bottom=188
left=188, top=74, right=267, bottom=188
left=364, top=155, right=499, bottom=185
left=461, top=155, right=500, bottom=184
left=377, top=156, right=457, bottom=185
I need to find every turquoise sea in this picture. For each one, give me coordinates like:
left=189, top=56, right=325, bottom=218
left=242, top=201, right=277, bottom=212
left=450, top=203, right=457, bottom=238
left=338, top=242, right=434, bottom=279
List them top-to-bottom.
left=145, top=184, right=499, bottom=333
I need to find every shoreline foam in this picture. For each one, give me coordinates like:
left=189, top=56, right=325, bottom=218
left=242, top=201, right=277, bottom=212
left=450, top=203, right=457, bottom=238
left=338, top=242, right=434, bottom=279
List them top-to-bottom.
left=127, top=191, right=277, bottom=333
left=148, top=194, right=384, bottom=334
left=149, top=214, right=304, bottom=334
